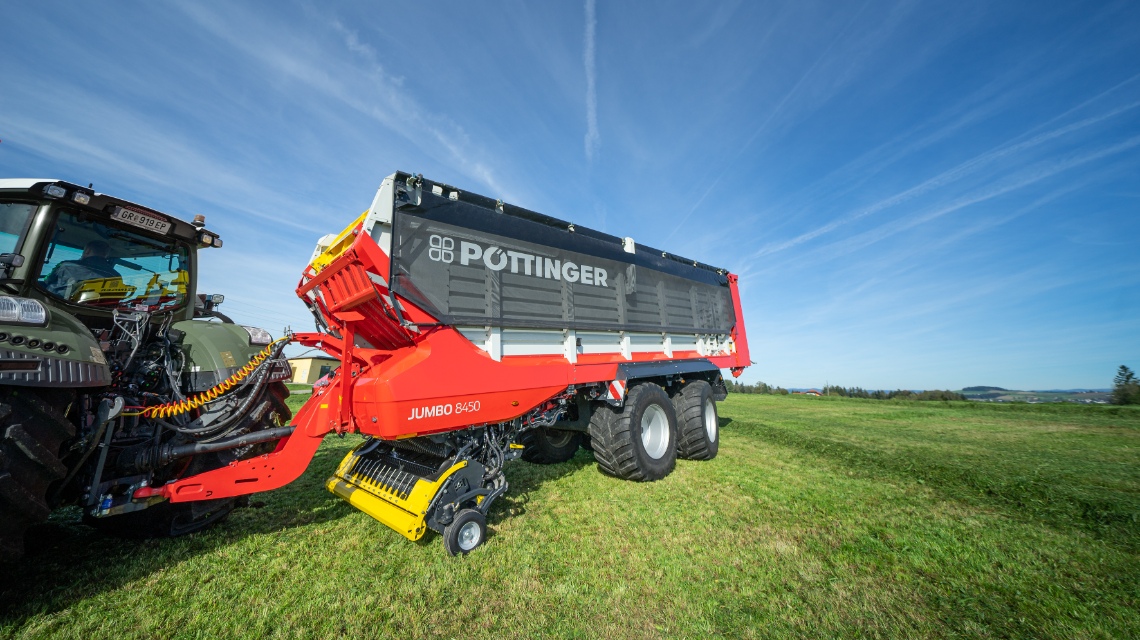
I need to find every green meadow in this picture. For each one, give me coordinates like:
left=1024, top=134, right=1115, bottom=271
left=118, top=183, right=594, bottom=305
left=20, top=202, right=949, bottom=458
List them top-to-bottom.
left=2, top=394, right=1137, bottom=639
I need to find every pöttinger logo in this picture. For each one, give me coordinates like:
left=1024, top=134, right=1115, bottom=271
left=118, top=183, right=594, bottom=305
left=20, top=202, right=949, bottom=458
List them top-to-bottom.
left=429, top=234, right=454, bottom=263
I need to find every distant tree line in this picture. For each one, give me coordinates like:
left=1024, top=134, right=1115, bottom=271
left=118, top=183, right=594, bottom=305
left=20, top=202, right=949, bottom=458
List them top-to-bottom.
left=1114, top=365, right=1140, bottom=405
left=725, top=381, right=965, bottom=401
left=725, top=381, right=790, bottom=395
left=821, top=385, right=966, bottom=401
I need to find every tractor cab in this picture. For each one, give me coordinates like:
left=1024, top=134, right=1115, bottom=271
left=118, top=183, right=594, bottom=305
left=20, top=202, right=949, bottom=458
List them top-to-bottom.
left=0, top=179, right=222, bottom=322
left=0, top=180, right=291, bottom=563
left=37, top=209, right=190, bottom=310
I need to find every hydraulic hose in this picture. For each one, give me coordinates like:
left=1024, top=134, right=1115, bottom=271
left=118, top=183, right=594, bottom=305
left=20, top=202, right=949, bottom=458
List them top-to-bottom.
left=127, top=337, right=290, bottom=419
left=155, top=363, right=273, bottom=440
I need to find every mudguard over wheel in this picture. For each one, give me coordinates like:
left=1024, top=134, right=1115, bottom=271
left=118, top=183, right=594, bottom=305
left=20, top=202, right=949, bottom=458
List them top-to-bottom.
left=672, top=380, right=719, bottom=460
left=588, top=383, right=677, bottom=482
left=0, top=389, right=76, bottom=561
left=517, top=427, right=581, bottom=464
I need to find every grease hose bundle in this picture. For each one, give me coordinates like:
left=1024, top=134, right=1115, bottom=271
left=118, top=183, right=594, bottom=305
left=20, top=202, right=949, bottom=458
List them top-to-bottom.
left=125, top=336, right=291, bottom=419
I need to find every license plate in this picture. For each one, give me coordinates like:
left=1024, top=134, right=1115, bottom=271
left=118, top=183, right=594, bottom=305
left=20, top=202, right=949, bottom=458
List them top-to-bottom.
left=110, top=206, right=171, bottom=235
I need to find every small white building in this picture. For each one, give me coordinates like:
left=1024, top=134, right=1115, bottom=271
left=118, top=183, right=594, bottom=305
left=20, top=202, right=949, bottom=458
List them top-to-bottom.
left=287, top=356, right=340, bottom=385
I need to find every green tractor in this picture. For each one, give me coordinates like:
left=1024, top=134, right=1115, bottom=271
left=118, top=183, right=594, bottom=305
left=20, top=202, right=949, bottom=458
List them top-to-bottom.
left=0, top=179, right=292, bottom=560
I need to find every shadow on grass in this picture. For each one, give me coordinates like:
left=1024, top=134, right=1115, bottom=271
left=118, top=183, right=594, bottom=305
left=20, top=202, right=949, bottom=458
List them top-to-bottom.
left=487, top=419, right=740, bottom=534
left=1, top=435, right=605, bottom=625
left=0, top=441, right=356, bottom=625
left=488, top=450, right=595, bottom=527
left=403, top=451, right=595, bottom=549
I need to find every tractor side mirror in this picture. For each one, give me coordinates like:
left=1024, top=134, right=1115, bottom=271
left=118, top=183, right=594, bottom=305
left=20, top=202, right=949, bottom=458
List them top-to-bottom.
left=0, top=253, right=25, bottom=278
left=0, top=254, right=25, bottom=268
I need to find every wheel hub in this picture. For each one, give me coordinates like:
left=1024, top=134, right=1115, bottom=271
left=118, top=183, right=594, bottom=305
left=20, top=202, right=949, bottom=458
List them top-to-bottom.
left=704, top=398, right=717, bottom=443
left=641, top=404, right=669, bottom=459
left=545, top=429, right=574, bottom=448
left=458, top=520, right=482, bottom=551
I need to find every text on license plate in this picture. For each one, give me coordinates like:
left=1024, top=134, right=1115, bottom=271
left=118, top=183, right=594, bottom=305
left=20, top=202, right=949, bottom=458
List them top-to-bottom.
left=111, top=206, right=171, bottom=234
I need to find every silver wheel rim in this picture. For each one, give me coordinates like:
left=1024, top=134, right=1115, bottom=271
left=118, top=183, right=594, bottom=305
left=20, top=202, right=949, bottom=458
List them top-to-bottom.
left=704, top=399, right=717, bottom=443
left=641, top=403, right=670, bottom=459
left=545, top=429, right=574, bottom=448
left=458, top=520, right=481, bottom=551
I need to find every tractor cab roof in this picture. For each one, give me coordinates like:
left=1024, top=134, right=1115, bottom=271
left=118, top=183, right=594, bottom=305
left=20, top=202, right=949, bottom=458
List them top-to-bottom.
left=0, top=179, right=221, bottom=247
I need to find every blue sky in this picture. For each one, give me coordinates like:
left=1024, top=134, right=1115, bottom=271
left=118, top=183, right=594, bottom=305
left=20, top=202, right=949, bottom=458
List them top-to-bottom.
left=2, top=1, right=1138, bottom=390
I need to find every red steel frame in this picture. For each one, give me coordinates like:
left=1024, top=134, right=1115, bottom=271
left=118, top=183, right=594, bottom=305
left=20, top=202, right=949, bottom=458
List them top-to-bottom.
left=136, top=229, right=750, bottom=504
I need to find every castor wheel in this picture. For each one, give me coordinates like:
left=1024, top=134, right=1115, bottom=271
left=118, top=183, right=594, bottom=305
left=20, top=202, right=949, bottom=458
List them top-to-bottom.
left=443, top=508, right=486, bottom=556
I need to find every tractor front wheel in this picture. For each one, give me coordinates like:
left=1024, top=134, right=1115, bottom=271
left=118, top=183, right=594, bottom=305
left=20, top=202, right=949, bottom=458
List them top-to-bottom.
left=0, top=389, right=76, bottom=561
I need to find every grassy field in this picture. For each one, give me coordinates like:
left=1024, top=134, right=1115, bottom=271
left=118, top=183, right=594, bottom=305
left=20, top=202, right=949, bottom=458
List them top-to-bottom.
left=2, top=395, right=1137, bottom=638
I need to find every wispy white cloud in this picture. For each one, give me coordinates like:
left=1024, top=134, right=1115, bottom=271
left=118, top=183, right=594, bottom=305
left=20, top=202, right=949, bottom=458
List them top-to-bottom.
left=584, top=0, right=599, bottom=161
left=687, top=0, right=742, bottom=48
left=2, top=1, right=1136, bottom=388
left=662, top=2, right=905, bottom=244
left=176, top=3, right=511, bottom=200
left=709, top=10, right=1123, bottom=250
left=330, top=20, right=382, bottom=69
left=777, top=63, right=1084, bottom=215
left=1016, top=72, right=1140, bottom=140
left=0, top=86, right=327, bottom=237
left=751, top=101, right=1140, bottom=259
left=740, top=133, right=1140, bottom=291
left=829, top=140, right=1138, bottom=254
left=734, top=178, right=1085, bottom=287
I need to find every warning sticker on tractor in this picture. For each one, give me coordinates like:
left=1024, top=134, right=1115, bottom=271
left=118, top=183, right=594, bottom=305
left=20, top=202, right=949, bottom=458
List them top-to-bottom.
left=219, top=351, right=237, bottom=368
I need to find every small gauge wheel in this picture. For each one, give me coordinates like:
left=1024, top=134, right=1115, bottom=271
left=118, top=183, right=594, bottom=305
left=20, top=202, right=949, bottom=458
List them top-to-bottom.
left=443, top=508, right=486, bottom=556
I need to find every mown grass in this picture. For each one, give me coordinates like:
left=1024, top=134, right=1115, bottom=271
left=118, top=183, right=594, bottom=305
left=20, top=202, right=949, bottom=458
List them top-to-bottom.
left=1, top=395, right=1137, bottom=638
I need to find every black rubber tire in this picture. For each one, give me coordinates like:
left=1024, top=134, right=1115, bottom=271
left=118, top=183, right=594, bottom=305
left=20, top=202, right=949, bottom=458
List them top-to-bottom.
left=672, top=380, right=719, bottom=460
left=86, top=381, right=292, bottom=539
left=588, top=383, right=677, bottom=482
left=0, top=389, right=77, bottom=562
left=517, top=427, right=581, bottom=464
left=443, top=508, right=486, bottom=556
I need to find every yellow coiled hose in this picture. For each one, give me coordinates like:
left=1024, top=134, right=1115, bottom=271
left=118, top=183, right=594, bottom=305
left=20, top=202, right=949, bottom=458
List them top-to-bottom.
left=134, top=337, right=291, bottom=419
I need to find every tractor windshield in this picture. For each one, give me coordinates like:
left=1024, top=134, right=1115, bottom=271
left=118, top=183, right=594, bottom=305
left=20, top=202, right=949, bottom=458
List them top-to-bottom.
left=0, top=201, right=37, bottom=256
left=37, top=210, right=190, bottom=311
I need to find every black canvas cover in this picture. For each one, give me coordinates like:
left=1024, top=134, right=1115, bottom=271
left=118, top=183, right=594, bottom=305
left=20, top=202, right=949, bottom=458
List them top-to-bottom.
left=390, top=188, right=735, bottom=335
